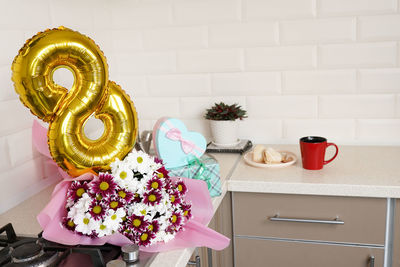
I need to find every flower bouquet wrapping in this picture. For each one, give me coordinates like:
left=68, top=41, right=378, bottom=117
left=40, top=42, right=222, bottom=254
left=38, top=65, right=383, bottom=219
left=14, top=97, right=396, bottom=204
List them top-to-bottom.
left=34, top=121, right=230, bottom=252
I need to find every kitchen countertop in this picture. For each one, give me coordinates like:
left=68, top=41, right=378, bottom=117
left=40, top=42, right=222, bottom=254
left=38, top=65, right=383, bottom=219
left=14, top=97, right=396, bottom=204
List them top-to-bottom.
left=229, top=144, right=400, bottom=198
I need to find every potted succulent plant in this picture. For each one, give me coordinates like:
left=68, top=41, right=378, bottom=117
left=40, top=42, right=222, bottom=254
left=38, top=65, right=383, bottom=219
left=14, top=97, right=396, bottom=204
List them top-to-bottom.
left=204, top=102, right=247, bottom=146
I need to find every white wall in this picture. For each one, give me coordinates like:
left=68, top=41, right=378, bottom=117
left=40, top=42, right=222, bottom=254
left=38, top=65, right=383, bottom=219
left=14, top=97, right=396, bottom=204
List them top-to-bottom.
left=1, top=0, right=400, bottom=212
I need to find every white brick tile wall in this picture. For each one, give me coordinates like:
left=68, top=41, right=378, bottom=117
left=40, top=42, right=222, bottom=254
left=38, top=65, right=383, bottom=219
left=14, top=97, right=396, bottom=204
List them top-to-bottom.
left=0, top=0, right=51, bottom=30
left=3, top=0, right=400, bottom=213
left=50, top=0, right=94, bottom=30
left=173, top=0, right=240, bottom=25
left=244, top=0, right=315, bottom=20
left=318, top=0, right=397, bottom=16
left=111, top=2, right=172, bottom=29
left=359, top=15, right=400, bottom=41
left=280, top=18, right=355, bottom=44
left=209, top=22, right=277, bottom=47
left=143, top=26, right=207, bottom=50
left=0, top=30, right=24, bottom=67
left=112, top=30, right=143, bottom=52
left=319, top=43, right=397, bottom=68
left=245, top=46, right=316, bottom=70
left=177, top=49, right=243, bottom=73
left=115, top=51, right=176, bottom=74
left=0, top=67, right=17, bottom=101
left=359, top=69, right=400, bottom=93
left=283, top=70, right=356, bottom=94
left=212, top=72, right=281, bottom=95
left=148, top=74, right=211, bottom=96
left=115, top=75, right=148, bottom=97
left=319, top=95, right=396, bottom=118
left=397, top=95, right=400, bottom=117
left=247, top=96, right=318, bottom=118
left=134, top=97, right=180, bottom=119
left=0, top=100, right=33, bottom=136
left=238, top=119, right=283, bottom=144
left=283, top=119, right=356, bottom=142
left=356, top=119, right=400, bottom=143
left=7, top=128, right=39, bottom=167
left=0, top=137, right=11, bottom=171
left=0, top=158, right=47, bottom=214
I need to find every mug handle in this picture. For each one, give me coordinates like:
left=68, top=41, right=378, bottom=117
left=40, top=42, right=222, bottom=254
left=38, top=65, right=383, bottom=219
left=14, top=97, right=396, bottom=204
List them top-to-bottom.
left=324, top=143, right=338, bottom=165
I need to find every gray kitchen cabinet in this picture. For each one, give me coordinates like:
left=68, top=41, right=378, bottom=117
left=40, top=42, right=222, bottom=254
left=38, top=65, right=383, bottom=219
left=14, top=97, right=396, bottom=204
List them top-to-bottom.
left=233, top=192, right=386, bottom=267
left=392, top=200, right=400, bottom=267
left=236, top=238, right=382, bottom=267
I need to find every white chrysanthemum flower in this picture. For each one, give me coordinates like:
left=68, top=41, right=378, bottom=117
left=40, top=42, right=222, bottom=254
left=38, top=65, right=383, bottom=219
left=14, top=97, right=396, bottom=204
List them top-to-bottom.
left=126, top=150, right=153, bottom=173
left=110, top=158, right=122, bottom=174
left=148, top=161, right=163, bottom=173
left=113, top=165, right=134, bottom=189
left=125, top=177, right=140, bottom=193
left=74, top=193, right=91, bottom=212
left=66, top=198, right=75, bottom=209
left=154, top=199, right=168, bottom=214
left=131, top=203, right=156, bottom=220
left=67, top=205, right=80, bottom=219
left=104, top=208, right=126, bottom=231
left=74, top=213, right=97, bottom=235
left=95, top=221, right=113, bottom=237
left=153, top=231, right=175, bottom=243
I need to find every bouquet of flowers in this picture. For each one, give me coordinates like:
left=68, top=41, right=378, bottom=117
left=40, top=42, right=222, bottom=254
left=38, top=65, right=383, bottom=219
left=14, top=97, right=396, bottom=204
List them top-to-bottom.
left=62, top=150, right=192, bottom=247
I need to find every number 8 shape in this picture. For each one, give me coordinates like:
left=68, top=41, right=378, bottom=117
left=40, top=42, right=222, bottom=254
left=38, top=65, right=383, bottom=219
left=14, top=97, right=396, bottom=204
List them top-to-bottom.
left=12, top=27, right=138, bottom=177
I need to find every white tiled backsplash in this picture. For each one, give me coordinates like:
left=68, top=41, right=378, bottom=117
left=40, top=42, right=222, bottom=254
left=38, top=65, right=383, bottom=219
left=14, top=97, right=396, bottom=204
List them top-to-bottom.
left=1, top=0, right=400, bottom=213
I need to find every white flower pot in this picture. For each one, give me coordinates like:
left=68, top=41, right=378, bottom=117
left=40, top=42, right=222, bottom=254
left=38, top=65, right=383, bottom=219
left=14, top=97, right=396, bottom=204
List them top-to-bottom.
left=209, top=120, right=239, bottom=146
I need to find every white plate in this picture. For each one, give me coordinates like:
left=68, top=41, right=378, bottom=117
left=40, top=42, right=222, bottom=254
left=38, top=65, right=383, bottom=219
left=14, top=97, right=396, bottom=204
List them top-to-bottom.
left=211, top=139, right=241, bottom=148
left=243, top=150, right=297, bottom=168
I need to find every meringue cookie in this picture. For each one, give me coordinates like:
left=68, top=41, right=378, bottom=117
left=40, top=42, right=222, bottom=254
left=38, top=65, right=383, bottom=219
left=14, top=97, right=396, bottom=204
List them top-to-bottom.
left=263, top=147, right=282, bottom=164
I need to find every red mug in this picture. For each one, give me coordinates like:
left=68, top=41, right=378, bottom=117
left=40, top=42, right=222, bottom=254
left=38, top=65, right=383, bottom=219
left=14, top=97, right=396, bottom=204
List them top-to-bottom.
left=299, top=136, right=338, bottom=170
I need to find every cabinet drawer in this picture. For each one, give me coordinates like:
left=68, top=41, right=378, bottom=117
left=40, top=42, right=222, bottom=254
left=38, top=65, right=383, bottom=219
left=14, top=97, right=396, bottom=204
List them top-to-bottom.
left=233, top=192, right=386, bottom=245
left=235, top=237, right=383, bottom=267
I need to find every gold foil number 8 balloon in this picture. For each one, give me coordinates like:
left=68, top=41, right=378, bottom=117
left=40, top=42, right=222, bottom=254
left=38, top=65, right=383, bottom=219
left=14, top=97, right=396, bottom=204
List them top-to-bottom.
left=12, top=27, right=138, bottom=177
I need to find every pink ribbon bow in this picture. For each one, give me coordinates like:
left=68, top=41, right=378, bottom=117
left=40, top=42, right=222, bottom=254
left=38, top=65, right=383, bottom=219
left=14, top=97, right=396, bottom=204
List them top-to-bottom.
left=166, top=128, right=195, bottom=154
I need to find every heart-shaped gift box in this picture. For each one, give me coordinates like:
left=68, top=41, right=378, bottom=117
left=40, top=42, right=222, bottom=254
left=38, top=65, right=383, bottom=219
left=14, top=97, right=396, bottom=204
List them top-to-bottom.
left=153, top=117, right=207, bottom=169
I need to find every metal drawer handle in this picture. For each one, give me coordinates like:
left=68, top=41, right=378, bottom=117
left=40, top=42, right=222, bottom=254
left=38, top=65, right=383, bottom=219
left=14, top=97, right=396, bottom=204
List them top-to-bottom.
left=269, top=215, right=344, bottom=225
left=369, top=255, right=375, bottom=267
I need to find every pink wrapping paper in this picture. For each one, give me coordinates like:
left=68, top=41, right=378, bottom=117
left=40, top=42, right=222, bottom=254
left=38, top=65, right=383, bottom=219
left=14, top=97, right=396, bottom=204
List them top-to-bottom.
left=33, top=121, right=230, bottom=252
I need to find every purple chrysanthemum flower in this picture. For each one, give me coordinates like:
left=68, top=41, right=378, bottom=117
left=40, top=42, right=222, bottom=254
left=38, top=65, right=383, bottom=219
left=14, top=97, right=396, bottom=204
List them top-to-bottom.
left=154, top=157, right=163, bottom=164
left=155, top=166, right=169, bottom=179
left=89, top=173, right=117, bottom=197
left=146, top=177, right=163, bottom=191
left=163, top=178, right=173, bottom=192
left=175, top=180, right=188, bottom=195
left=67, top=181, right=89, bottom=201
left=116, top=187, right=134, bottom=203
left=143, top=190, right=162, bottom=206
left=169, top=190, right=181, bottom=206
left=132, top=193, right=142, bottom=203
left=107, top=195, right=124, bottom=211
left=89, top=200, right=107, bottom=220
left=181, top=203, right=192, bottom=220
left=170, top=211, right=183, bottom=228
left=128, top=214, right=148, bottom=232
left=62, top=216, right=76, bottom=231
left=147, top=220, right=160, bottom=233
left=121, top=223, right=136, bottom=240
left=138, top=230, right=155, bottom=247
